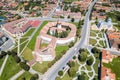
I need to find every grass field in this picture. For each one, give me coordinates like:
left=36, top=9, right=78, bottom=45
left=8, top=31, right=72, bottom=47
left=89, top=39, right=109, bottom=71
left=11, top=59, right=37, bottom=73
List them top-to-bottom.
left=21, top=21, right=49, bottom=61
left=28, top=21, right=49, bottom=50
left=23, top=28, right=35, bottom=37
left=90, top=32, right=96, bottom=37
left=98, top=33, right=102, bottom=38
left=89, top=38, right=97, bottom=45
left=13, top=40, right=28, bottom=53
left=99, top=40, right=104, bottom=46
left=40, top=43, right=48, bottom=49
left=32, top=45, right=69, bottom=74
left=55, top=45, right=69, bottom=56
left=22, top=47, right=34, bottom=61
left=0, top=55, right=21, bottom=80
left=0, top=56, right=5, bottom=68
left=93, top=59, right=100, bottom=74
left=61, top=61, right=79, bottom=80
left=32, top=62, right=49, bottom=74
left=17, top=71, right=33, bottom=80
left=61, top=72, right=72, bottom=80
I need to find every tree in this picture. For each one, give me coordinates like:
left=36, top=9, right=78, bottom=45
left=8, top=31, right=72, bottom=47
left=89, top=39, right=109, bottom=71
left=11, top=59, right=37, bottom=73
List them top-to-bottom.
left=67, top=15, right=70, bottom=18
left=95, top=17, right=98, bottom=25
left=71, top=18, right=75, bottom=22
left=47, top=28, right=50, bottom=35
left=76, top=29, right=81, bottom=38
left=55, top=30, right=58, bottom=37
left=59, top=31, right=68, bottom=38
left=68, top=41, right=74, bottom=48
left=91, top=47, right=101, bottom=54
left=7, top=51, right=12, bottom=55
left=11, top=51, right=17, bottom=56
left=78, top=52, right=87, bottom=62
left=14, top=55, right=21, bottom=63
left=73, top=56, right=76, bottom=60
left=86, top=56, right=94, bottom=66
left=68, top=61, right=75, bottom=67
left=19, top=62, right=30, bottom=71
left=68, top=68, right=76, bottom=77
left=58, top=70, right=63, bottom=76
left=30, top=74, right=39, bottom=80
left=33, top=74, right=39, bottom=79
left=78, top=74, right=85, bottom=80
left=30, top=76, right=36, bottom=80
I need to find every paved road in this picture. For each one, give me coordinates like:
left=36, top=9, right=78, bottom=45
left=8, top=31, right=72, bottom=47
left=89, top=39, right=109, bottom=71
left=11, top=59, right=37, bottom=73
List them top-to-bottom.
left=42, top=0, right=97, bottom=80
left=27, top=17, right=80, bottom=22
left=88, top=45, right=120, bottom=56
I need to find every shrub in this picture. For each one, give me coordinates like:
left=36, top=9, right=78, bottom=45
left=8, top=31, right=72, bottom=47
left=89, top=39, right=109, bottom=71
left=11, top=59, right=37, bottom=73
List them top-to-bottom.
left=71, top=18, right=75, bottom=22
left=91, top=47, right=101, bottom=54
left=7, top=51, right=12, bottom=55
left=11, top=51, right=17, bottom=56
left=78, top=52, right=87, bottom=62
left=14, top=55, right=21, bottom=63
left=86, top=56, right=94, bottom=66
left=68, top=61, right=75, bottom=67
left=19, top=62, right=30, bottom=71
left=68, top=68, right=76, bottom=77
left=58, top=70, right=63, bottom=76
left=30, top=74, right=39, bottom=80
left=78, top=74, right=85, bottom=80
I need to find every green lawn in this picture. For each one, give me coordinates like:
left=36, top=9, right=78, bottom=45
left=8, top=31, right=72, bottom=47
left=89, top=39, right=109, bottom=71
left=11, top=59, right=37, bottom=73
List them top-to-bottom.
left=21, top=21, right=49, bottom=61
left=28, top=21, right=49, bottom=50
left=71, top=22, right=78, bottom=28
left=12, top=28, right=35, bottom=53
left=23, top=28, right=35, bottom=37
left=90, top=32, right=96, bottom=37
left=98, top=33, right=102, bottom=38
left=20, top=37, right=28, bottom=43
left=89, top=38, right=97, bottom=45
left=13, top=40, right=28, bottom=53
left=99, top=40, right=104, bottom=47
left=40, top=43, right=48, bottom=49
left=32, top=45, right=69, bottom=74
left=55, top=45, right=69, bottom=56
left=21, top=47, right=34, bottom=61
left=0, top=55, right=22, bottom=80
left=0, top=56, right=5, bottom=68
left=103, top=57, right=120, bottom=80
left=93, top=59, right=100, bottom=74
left=61, top=61, right=79, bottom=80
left=32, top=62, right=49, bottom=74
left=86, top=65, right=92, bottom=71
left=17, top=71, right=33, bottom=80
left=88, top=72, right=93, bottom=77
left=61, top=73, right=72, bottom=80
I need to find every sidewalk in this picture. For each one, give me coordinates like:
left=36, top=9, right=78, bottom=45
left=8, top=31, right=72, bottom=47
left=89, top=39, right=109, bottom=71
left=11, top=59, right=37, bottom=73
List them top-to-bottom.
left=0, top=55, right=9, bottom=76
left=10, top=70, right=25, bottom=80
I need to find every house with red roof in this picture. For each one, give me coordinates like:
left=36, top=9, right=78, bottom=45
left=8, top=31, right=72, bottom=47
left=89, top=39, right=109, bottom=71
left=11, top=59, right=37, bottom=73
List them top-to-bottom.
left=101, top=50, right=116, bottom=80
left=102, top=50, right=115, bottom=63
left=101, top=66, right=116, bottom=80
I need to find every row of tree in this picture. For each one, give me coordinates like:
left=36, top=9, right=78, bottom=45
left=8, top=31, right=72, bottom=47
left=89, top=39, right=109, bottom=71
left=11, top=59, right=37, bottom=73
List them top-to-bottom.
left=0, top=50, right=30, bottom=71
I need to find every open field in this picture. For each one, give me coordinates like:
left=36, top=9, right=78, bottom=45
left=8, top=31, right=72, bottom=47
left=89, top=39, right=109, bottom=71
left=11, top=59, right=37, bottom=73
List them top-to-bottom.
left=0, top=55, right=22, bottom=80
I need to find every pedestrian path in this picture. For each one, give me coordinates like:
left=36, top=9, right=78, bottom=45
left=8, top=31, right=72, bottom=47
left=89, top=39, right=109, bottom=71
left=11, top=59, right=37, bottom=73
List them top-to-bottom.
left=73, top=48, right=97, bottom=80
left=0, top=55, right=9, bottom=76
left=9, top=70, right=25, bottom=80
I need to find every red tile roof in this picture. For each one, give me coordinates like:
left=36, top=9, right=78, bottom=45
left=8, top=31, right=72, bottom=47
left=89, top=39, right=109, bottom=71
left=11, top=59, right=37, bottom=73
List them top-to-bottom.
left=101, top=66, right=115, bottom=80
